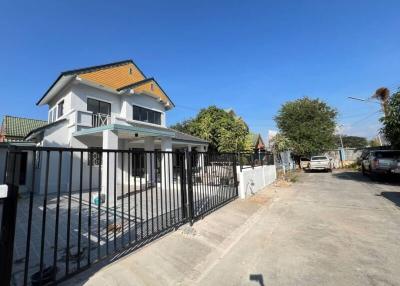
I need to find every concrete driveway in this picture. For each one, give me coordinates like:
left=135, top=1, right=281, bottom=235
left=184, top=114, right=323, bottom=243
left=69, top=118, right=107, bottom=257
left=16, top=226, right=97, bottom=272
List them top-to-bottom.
left=65, top=170, right=400, bottom=286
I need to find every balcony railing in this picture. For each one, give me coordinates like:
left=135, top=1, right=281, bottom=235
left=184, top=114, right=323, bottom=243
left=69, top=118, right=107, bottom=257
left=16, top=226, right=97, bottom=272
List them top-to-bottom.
left=91, top=113, right=111, bottom=127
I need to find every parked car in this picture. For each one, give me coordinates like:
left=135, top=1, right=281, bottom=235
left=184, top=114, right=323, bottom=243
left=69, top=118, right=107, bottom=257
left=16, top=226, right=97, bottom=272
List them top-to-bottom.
left=361, top=150, right=400, bottom=176
left=308, top=156, right=332, bottom=172
left=300, top=157, right=310, bottom=170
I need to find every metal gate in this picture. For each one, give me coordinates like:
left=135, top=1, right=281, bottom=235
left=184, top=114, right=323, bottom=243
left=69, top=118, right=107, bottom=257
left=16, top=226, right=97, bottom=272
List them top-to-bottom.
left=0, top=146, right=238, bottom=285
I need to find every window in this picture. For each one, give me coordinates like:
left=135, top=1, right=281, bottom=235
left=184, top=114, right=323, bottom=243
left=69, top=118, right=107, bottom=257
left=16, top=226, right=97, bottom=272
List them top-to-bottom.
left=87, top=98, right=111, bottom=115
left=57, top=100, right=64, bottom=118
left=132, top=105, right=161, bottom=125
left=48, top=107, right=57, bottom=123
left=88, top=147, right=102, bottom=166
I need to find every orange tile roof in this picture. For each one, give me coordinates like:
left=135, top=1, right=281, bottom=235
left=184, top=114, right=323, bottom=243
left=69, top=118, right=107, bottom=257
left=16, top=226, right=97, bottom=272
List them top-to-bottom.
left=38, top=59, right=174, bottom=108
left=79, top=62, right=145, bottom=89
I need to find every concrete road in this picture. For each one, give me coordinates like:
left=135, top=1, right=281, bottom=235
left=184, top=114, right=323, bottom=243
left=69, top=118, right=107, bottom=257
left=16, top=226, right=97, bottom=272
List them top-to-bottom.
left=65, top=170, right=400, bottom=286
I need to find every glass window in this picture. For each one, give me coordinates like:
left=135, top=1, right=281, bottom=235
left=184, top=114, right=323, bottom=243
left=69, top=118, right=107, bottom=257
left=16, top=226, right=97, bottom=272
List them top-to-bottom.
left=87, top=98, right=111, bottom=115
left=57, top=100, right=64, bottom=118
left=99, top=101, right=111, bottom=115
left=132, top=105, right=161, bottom=125
left=133, top=105, right=140, bottom=121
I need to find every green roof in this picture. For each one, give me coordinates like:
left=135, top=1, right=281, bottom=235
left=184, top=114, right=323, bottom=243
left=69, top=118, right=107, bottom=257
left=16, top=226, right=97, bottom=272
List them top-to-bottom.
left=1, top=115, right=47, bottom=140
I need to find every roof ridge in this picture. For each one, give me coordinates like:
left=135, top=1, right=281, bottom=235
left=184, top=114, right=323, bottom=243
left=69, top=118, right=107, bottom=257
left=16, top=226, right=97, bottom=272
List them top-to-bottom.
left=62, top=59, right=134, bottom=76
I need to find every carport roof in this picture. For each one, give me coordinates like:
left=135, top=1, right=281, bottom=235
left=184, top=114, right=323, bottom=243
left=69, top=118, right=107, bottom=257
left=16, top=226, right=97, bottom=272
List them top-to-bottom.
left=73, top=122, right=209, bottom=144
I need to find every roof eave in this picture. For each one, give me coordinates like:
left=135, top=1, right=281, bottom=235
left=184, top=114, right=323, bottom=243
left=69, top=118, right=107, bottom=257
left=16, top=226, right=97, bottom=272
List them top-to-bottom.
left=36, top=75, right=75, bottom=106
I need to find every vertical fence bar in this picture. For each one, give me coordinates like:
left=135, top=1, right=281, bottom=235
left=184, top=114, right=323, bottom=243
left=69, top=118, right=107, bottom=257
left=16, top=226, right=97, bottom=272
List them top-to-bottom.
left=0, top=149, right=21, bottom=286
left=23, top=150, right=36, bottom=286
left=97, top=150, right=101, bottom=260
left=186, top=150, right=194, bottom=224
left=39, top=151, right=51, bottom=282
left=53, top=151, right=62, bottom=275
left=65, top=151, right=73, bottom=275
left=77, top=151, right=83, bottom=270
left=88, top=151, right=93, bottom=265
left=127, top=151, right=132, bottom=244
left=155, top=151, right=159, bottom=232
left=106, top=152, right=110, bottom=256
left=113, top=152, right=117, bottom=250
left=121, top=152, right=125, bottom=246
left=133, top=152, right=137, bottom=242
left=145, top=152, right=149, bottom=237
left=150, top=152, right=154, bottom=234
left=163, top=152, right=168, bottom=227
left=180, top=152, right=187, bottom=220
left=139, top=153, right=143, bottom=240
left=168, top=153, right=173, bottom=226
left=233, top=153, right=239, bottom=197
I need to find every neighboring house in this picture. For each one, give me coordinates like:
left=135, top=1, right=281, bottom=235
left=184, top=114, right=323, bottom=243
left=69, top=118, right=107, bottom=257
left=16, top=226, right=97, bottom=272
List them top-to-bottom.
left=6, top=59, right=208, bottom=195
left=0, top=115, right=47, bottom=142
left=251, top=133, right=265, bottom=152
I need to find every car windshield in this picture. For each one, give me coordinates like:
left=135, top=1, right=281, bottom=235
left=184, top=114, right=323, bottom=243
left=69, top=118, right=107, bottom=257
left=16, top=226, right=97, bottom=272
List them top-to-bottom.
left=375, top=151, right=400, bottom=159
left=311, top=156, right=328, bottom=160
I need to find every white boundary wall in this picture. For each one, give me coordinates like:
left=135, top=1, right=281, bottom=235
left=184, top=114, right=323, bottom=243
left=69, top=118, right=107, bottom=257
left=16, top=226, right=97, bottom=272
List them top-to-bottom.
left=237, top=165, right=276, bottom=199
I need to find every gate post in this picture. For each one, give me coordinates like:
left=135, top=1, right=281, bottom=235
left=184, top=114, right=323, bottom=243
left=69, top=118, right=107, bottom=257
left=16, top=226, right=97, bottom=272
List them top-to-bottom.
left=0, top=148, right=21, bottom=286
left=185, top=150, right=194, bottom=224
left=233, top=153, right=239, bottom=197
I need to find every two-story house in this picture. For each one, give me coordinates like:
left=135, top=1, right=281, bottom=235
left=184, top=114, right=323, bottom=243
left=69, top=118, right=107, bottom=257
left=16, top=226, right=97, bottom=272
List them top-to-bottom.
left=26, top=59, right=207, bottom=152
left=22, top=60, right=208, bottom=195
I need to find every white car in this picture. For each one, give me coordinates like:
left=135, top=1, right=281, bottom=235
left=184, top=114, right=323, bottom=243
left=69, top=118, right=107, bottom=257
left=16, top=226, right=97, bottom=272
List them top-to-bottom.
left=308, top=156, right=332, bottom=172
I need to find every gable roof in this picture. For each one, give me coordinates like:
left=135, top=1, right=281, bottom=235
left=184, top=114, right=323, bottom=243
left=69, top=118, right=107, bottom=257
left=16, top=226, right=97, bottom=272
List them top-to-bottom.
left=37, top=59, right=174, bottom=108
left=1, top=115, right=47, bottom=141
left=251, top=133, right=265, bottom=149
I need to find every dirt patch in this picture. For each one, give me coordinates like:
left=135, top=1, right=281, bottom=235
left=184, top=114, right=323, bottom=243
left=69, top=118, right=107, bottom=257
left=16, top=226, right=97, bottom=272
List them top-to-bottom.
left=273, top=179, right=293, bottom=188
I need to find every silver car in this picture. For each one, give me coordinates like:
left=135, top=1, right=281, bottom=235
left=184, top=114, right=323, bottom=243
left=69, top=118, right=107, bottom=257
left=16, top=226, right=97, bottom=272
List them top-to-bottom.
left=361, top=150, right=400, bottom=176
left=308, top=156, right=332, bottom=172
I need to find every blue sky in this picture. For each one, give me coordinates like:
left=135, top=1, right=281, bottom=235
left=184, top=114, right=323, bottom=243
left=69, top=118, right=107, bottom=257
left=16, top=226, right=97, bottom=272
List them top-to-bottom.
left=1, top=0, right=399, bottom=139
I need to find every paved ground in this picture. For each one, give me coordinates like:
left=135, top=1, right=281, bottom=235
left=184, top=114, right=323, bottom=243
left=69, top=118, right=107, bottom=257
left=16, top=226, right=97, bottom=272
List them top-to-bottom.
left=65, top=170, right=400, bottom=286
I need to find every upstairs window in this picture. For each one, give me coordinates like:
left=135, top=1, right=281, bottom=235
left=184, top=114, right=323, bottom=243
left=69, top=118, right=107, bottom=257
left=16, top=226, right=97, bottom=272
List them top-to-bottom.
left=87, top=98, right=111, bottom=115
left=57, top=100, right=64, bottom=118
left=132, top=105, right=161, bottom=125
left=48, top=107, right=57, bottom=123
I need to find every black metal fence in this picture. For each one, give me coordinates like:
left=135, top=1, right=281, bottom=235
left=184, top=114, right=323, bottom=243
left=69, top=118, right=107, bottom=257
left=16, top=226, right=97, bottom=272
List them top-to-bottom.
left=0, top=146, right=238, bottom=285
left=238, top=151, right=274, bottom=171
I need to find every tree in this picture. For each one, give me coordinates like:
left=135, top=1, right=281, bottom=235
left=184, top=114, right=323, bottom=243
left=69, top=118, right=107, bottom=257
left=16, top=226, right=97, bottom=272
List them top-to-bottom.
left=380, top=89, right=400, bottom=149
left=274, top=97, right=337, bottom=156
left=170, top=106, right=252, bottom=153
left=270, top=133, right=292, bottom=153
left=334, top=135, right=368, bottom=148
left=368, top=138, right=381, bottom=147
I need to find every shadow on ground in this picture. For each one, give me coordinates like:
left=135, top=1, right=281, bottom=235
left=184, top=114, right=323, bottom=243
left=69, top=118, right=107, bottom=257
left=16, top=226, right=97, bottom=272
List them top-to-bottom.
left=332, top=170, right=400, bottom=186
left=376, top=192, right=400, bottom=208
left=249, top=274, right=265, bottom=286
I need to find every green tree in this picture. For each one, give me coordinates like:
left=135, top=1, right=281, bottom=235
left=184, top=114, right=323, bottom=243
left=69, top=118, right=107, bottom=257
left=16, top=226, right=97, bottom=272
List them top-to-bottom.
left=380, top=89, right=400, bottom=148
left=274, top=97, right=337, bottom=156
left=170, top=106, right=252, bottom=152
left=270, top=133, right=292, bottom=153
left=335, top=135, right=368, bottom=148
left=368, top=138, right=381, bottom=147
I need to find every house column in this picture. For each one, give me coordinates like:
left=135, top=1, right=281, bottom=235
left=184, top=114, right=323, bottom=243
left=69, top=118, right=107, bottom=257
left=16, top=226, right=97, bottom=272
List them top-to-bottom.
left=102, top=130, right=118, bottom=204
left=144, top=137, right=155, bottom=185
left=161, top=138, right=173, bottom=188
